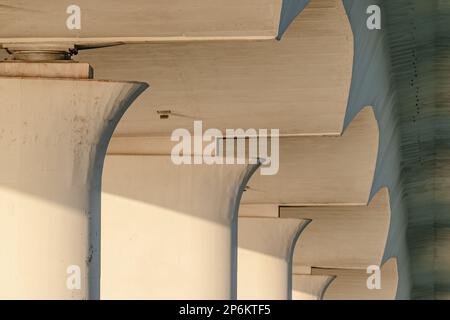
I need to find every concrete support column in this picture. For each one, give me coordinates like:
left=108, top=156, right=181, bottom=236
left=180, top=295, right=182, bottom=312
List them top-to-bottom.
left=0, top=61, right=147, bottom=299
left=101, top=155, right=258, bottom=299
left=237, top=217, right=310, bottom=299
left=292, top=274, right=335, bottom=300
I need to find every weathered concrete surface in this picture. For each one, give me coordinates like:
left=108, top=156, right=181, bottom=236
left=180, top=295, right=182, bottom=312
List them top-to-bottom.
left=0, top=0, right=283, bottom=42
left=4, top=0, right=446, bottom=300
left=78, top=0, right=353, bottom=137
left=343, top=0, right=411, bottom=299
left=345, top=0, right=450, bottom=299
left=384, top=0, right=450, bottom=299
left=0, top=61, right=93, bottom=78
left=0, top=63, right=147, bottom=299
left=241, top=107, right=378, bottom=205
left=101, top=155, right=257, bottom=299
left=281, top=188, right=391, bottom=270
left=237, top=217, right=310, bottom=299
left=313, top=258, right=398, bottom=300
left=292, top=274, right=334, bottom=300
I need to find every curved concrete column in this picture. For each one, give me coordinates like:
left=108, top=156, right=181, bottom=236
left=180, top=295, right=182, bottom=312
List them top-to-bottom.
left=0, top=62, right=147, bottom=299
left=242, top=106, right=379, bottom=205
left=101, top=155, right=257, bottom=299
left=281, top=187, right=391, bottom=270
left=237, top=217, right=310, bottom=300
left=315, top=257, right=399, bottom=300
left=292, top=274, right=334, bottom=300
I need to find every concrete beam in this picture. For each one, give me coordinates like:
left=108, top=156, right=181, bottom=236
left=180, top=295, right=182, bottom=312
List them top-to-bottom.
left=0, top=0, right=284, bottom=43
left=78, top=0, right=353, bottom=137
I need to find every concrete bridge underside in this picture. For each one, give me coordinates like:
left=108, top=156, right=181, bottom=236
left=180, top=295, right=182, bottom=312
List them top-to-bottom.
left=0, top=0, right=449, bottom=299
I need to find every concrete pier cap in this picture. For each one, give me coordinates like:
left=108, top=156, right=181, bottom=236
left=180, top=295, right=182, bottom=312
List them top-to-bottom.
left=0, top=46, right=148, bottom=299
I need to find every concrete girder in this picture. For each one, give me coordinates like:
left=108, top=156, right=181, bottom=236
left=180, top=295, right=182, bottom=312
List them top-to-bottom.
left=0, top=0, right=302, bottom=43
left=76, top=0, right=353, bottom=137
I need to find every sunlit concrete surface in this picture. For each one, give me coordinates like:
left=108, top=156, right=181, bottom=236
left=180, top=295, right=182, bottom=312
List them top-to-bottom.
left=0, top=0, right=283, bottom=41
left=1, top=0, right=449, bottom=300
left=78, top=0, right=353, bottom=137
left=0, top=62, right=147, bottom=299
left=241, top=107, right=378, bottom=205
left=101, top=155, right=256, bottom=299
left=281, top=188, right=391, bottom=270
left=237, top=217, right=310, bottom=299
left=313, top=258, right=399, bottom=300
left=292, top=275, right=334, bottom=300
